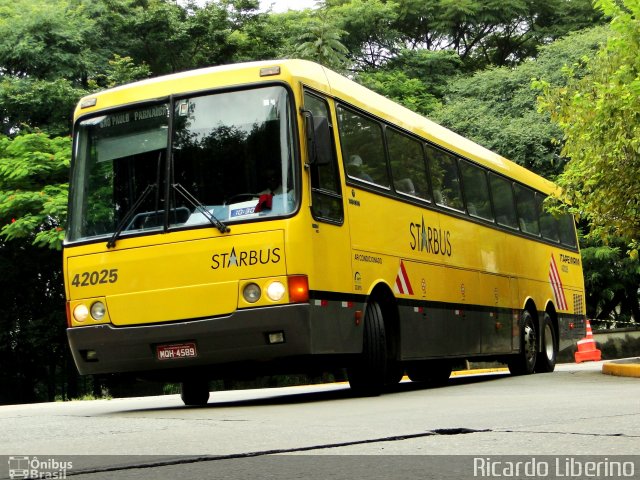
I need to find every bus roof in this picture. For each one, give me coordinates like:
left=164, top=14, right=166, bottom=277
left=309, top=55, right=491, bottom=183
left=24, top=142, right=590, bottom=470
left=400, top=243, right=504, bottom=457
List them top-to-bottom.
left=75, top=59, right=557, bottom=195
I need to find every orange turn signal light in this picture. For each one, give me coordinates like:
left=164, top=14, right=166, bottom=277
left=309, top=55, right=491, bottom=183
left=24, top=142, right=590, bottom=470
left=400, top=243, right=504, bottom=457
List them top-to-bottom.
left=288, top=275, right=309, bottom=303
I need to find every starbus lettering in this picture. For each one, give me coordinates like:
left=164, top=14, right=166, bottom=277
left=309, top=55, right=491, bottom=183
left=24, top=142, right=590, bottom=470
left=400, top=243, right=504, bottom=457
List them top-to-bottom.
left=409, top=216, right=452, bottom=257
left=211, top=247, right=281, bottom=269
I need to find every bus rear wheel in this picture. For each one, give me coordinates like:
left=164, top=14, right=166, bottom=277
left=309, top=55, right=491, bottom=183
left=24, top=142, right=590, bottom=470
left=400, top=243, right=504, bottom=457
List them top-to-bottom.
left=347, top=300, right=388, bottom=396
left=507, top=310, right=537, bottom=375
left=535, top=313, right=557, bottom=373
left=181, top=380, right=210, bottom=406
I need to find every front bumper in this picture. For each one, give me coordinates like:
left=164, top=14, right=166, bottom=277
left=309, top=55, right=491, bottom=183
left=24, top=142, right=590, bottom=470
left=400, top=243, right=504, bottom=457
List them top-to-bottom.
left=67, top=304, right=313, bottom=376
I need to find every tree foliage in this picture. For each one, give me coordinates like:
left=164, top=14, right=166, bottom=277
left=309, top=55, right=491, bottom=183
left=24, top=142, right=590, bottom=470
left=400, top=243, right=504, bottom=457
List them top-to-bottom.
left=0, top=0, right=95, bottom=80
left=329, top=0, right=604, bottom=70
left=537, top=0, right=640, bottom=245
left=296, top=13, right=350, bottom=71
left=433, top=26, right=609, bottom=178
left=357, top=49, right=462, bottom=115
left=0, top=133, right=70, bottom=250
left=0, top=236, right=68, bottom=404
left=581, top=237, right=640, bottom=324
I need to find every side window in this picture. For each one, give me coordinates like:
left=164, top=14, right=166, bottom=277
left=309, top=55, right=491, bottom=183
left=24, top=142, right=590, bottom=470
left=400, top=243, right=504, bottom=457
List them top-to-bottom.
left=304, top=92, right=343, bottom=223
left=336, top=105, right=390, bottom=188
left=386, top=128, right=430, bottom=201
left=426, top=144, right=464, bottom=211
left=459, top=160, right=493, bottom=221
left=488, top=173, right=518, bottom=229
left=514, top=184, right=540, bottom=235
left=539, top=195, right=560, bottom=242
left=558, top=214, right=578, bottom=248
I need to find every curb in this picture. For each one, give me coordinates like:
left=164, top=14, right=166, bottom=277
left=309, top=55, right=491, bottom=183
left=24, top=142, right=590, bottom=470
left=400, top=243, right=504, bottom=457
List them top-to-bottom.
left=602, top=358, right=640, bottom=378
left=399, top=368, right=509, bottom=382
left=451, top=368, right=508, bottom=377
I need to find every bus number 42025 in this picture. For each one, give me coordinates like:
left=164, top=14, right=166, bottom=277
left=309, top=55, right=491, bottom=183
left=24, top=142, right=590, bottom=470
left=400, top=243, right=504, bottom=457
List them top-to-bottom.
left=71, top=269, right=119, bottom=287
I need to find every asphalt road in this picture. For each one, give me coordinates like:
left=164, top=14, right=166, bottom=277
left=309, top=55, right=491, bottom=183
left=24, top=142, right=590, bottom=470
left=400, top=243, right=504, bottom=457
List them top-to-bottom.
left=1, top=361, right=638, bottom=479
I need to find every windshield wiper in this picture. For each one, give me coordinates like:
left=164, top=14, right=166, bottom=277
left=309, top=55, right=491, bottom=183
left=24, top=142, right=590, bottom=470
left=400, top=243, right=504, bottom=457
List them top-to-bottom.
left=172, top=183, right=230, bottom=234
left=106, top=184, right=156, bottom=249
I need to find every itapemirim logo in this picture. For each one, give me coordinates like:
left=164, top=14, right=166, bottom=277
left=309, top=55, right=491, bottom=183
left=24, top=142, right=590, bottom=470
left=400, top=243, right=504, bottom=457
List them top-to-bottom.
left=8, top=456, right=72, bottom=479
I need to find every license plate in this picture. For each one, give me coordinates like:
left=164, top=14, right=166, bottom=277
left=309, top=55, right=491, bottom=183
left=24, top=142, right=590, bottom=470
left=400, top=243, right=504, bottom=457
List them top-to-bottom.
left=156, top=342, right=197, bottom=360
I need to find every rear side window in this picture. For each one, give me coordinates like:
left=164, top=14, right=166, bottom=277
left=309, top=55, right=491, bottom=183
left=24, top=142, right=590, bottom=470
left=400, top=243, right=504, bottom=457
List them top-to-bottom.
left=387, top=128, right=430, bottom=201
left=488, top=173, right=518, bottom=229
left=514, top=184, right=540, bottom=235
left=539, top=196, right=560, bottom=242
left=558, top=214, right=578, bottom=248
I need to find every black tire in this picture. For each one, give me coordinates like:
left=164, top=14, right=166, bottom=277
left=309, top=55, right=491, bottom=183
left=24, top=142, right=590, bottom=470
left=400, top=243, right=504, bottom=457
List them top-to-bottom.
left=347, top=301, right=388, bottom=396
left=507, top=310, right=537, bottom=376
left=535, top=313, right=557, bottom=373
left=406, top=360, right=452, bottom=385
left=181, top=380, right=210, bottom=406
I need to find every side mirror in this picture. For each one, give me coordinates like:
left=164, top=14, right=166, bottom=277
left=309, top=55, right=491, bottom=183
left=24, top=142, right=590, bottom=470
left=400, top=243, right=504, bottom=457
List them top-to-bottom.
left=304, top=112, right=332, bottom=166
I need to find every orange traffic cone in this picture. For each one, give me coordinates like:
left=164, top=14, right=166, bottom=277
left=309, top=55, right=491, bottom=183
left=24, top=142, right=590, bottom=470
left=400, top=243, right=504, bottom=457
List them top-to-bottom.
left=574, top=319, right=602, bottom=363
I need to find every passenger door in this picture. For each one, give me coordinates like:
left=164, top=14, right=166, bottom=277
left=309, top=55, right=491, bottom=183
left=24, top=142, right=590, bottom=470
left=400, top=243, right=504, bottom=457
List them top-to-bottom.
left=303, top=91, right=356, bottom=352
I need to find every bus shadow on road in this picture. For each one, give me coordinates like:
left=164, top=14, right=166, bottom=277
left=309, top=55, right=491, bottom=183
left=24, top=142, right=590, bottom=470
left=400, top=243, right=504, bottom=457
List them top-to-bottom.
left=117, top=371, right=511, bottom=413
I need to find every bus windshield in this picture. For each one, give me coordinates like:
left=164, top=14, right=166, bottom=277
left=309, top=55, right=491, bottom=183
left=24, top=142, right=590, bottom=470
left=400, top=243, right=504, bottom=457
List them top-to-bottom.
left=68, top=85, right=296, bottom=242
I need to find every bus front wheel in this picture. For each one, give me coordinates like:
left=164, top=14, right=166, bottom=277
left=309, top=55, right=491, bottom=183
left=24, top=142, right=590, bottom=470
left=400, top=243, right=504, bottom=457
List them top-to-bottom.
left=347, top=300, right=388, bottom=396
left=507, top=310, right=537, bottom=376
left=181, top=380, right=210, bottom=406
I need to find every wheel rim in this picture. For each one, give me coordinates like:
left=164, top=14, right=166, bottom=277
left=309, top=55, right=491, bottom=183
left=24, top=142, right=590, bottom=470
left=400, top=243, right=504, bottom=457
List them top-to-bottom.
left=544, top=323, right=554, bottom=361
left=524, top=324, right=536, bottom=366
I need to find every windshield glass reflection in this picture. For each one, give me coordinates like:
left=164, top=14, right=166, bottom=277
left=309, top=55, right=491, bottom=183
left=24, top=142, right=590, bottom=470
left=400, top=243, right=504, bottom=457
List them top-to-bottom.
left=68, top=86, right=296, bottom=243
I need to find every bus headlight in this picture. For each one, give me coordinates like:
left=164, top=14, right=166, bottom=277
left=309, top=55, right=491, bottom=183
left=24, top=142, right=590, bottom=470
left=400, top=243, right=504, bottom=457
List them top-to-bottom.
left=266, top=281, right=286, bottom=301
left=243, top=283, right=261, bottom=303
left=90, top=301, right=107, bottom=320
left=73, top=304, right=90, bottom=322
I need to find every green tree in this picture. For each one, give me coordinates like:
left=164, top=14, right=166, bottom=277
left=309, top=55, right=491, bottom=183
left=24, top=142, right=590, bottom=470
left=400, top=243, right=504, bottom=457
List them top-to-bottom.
left=0, top=0, right=95, bottom=81
left=0, top=0, right=96, bottom=134
left=101, top=0, right=274, bottom=73
left=326, top=0, right=398, bottom=68
left=328, top=0, right=604, bottom=71
left=536, top=0, right=640, bottom=244
left=295, top=10, right=350, bottom=70
left=433, top=26, right=609, bottom=178
left=357, top=49, right=462, bottom=115
left=98, top=55, right=152, bottom=88
left=0, top=77, right=85, bottom=136
left=0, top=133, right=70, bottom=250
left=0, top=134, right=71, bottom=404
left=0, top=236, right=68, bottom=403
left=581, top=237, right=640, bottom=324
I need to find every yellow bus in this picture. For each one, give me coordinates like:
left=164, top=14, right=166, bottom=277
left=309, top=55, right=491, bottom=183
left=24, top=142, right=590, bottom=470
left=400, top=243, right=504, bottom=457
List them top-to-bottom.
left=65, top=59, right=586, bottom=405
